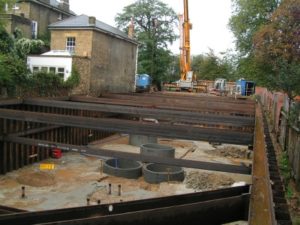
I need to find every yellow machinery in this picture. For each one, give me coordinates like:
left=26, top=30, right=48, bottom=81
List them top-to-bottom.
left=163, top=0, right=207, bottom=92
left=178, top=0, right=196, bottom=89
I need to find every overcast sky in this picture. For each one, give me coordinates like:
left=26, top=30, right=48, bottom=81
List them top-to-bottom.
left=69, top=0, right=235, bottom=55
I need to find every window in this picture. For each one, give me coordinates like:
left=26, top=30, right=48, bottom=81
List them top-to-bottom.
left=58, top=13, right=63, bottom=20
left=31, top=21, right=38, bottom=39
left=66, top=37, right=75, bottom=53
left=32, top=67, right=39, bottom=73
left=41, top=67, right=48, bottom=72
left=49, top=67, right=56, bottom=73
left=57, top=67, right=65, bottom=78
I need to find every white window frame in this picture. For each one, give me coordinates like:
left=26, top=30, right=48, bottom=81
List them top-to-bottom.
left=31, top=21, right=38, bottom=39
left=66, top=37, right=76, bottom=53
left=57, top=67, right=65, bottom=78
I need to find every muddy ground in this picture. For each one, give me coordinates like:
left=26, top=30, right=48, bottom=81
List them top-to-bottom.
left=0, top=136, right=252, bottom=212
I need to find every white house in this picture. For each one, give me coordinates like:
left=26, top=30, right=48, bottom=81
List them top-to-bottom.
left=27, top=50, right=73, bottom=80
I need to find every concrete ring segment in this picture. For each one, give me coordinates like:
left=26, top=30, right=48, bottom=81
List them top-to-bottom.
left=140, top=143, right=175, bottom=158
left=103, top=158, right=142, bottom=179
left=143, top=163, right=185, bottom=184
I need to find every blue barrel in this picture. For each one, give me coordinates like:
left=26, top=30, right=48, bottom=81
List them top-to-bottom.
left=135, top=74, right=152, bottom=92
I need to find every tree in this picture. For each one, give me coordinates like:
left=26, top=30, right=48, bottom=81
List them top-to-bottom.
left=115, top=0, right=178, bottom=88
left=228, top=0, right=281, bottom=84
left=229, top=0, right=280, bottom=56
left=253, top=0, right=300, bottom=99
left=0, top=26, right=14, bottom=54
left=15, top=38, right=45, bottom=59
left=191, top=50, right=235, bottom=81
left=0, top=53, right=29, bottom=95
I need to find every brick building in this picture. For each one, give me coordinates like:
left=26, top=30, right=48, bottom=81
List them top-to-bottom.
left=0, top=0, right=75, bottom=39
left=48, top=15, right=139, bottom=95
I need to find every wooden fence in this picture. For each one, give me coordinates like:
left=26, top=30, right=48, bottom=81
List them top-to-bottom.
left=257, top=87, right=300, bottom=189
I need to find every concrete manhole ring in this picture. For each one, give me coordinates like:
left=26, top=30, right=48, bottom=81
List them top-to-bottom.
left=140, top=143, right=175, bottom=158
left=103, top=158, right=142, bottom=179
left=143, top=163, right=185, bottom=184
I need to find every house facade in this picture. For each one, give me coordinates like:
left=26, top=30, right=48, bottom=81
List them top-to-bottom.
left=1, top=0, right=75, bottom=39
left=48, top=15, right=139, bottom=95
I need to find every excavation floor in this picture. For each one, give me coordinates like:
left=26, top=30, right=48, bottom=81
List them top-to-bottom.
left=0, top=136, right=252, bottom=212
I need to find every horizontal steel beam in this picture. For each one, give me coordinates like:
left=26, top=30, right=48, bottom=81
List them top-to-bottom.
left=102, top=92, right=256, bottom=105
left=70, top=96, right=255, bottom=116
left=24, top=98, right=255, bottom=128
left=0, top=99, right=23, bottom=106
left=0, top=108, right=253, bottom=145
left=4, top=136, right=251, bottom=174
left=0, top=185, right=249, bottom=225
left=40, top=195, right=250, bottom=225
left=0, top=205, right=26, bottom=215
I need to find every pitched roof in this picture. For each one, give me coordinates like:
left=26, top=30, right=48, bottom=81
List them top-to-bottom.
left=18, top=0, right=75, bottom=15
left=49, top=14, right=138, bottom=44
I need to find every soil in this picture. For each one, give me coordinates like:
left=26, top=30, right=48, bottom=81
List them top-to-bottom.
left=0, top=137, right=251, bottom=212
left=205, top=146, right=252, bottom=159
left=17, top=171, right=56, bottom=187
left=185, top=171, right=235, bottom=191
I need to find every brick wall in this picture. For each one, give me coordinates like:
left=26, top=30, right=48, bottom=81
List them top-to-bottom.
left=0, top=14, right=32, bottom=38
left=51, top=28, right=137, bottom=96
left=51, top=30, right=93, bottom=57
left=89, top=31, right=137, bottom=95
left=72, top=56, right=91, bottom=95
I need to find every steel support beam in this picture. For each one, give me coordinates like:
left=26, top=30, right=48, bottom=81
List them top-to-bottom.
left=102, top=92, right=256, bottom=106
left=70, top=96, right=255, bottom=116
left=24, top=98, right=255, bottom=127
left=0, top=99, right=23, bottom=106
left=249, top=104, right=276, bottom=224
left=0, top=108, right=253, bottom=145
left=4, top=136, right=251, bottom=174
left=0, top=186, right=249, bottom=225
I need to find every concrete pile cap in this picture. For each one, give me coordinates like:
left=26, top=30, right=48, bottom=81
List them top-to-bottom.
left=103, top=158, right=142, bottom=179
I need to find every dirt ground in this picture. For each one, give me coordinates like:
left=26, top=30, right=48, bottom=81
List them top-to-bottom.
left=0, top=135, right=252, bottom=214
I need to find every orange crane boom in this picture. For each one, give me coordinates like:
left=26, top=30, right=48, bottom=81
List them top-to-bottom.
left=180, top=0, right=195, bottom=83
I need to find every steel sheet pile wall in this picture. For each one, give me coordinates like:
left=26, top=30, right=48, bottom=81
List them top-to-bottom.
left=0, top=102, right=112, bottom=175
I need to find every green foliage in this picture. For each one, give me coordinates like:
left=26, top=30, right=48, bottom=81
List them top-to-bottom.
left=115, top=0, right=178, bottom=88
left=228, top=0, right=280, bottom=86
left=229, top=0, right=280, bottom=56
left=253, top=0, right=300, bottom=98
left=0, top=26, right=14, bottom=54
left=38, top=30, right=51, bottom=49
left=15, top=38, right=45, bottom=59
left=191, top=50, right=235, bottom=81
left=0, top=53, right=29, bottom=95
left=64, top=66, right=80, bottom=88
left=25, top=72, right=64, bottom=96
left=279, top=151, right=292, bottom=186
left=286, top=185, right=294, bottom=199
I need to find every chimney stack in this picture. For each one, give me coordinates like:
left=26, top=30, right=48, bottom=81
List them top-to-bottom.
left=59, top=0, right=69, bottom=11
left=89, top=16, right=96, bottom=26
left=128, top=17, right=134, bottom=38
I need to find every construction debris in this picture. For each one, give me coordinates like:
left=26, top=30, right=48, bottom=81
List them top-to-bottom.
left=185, top=171, right=235, bottom=191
